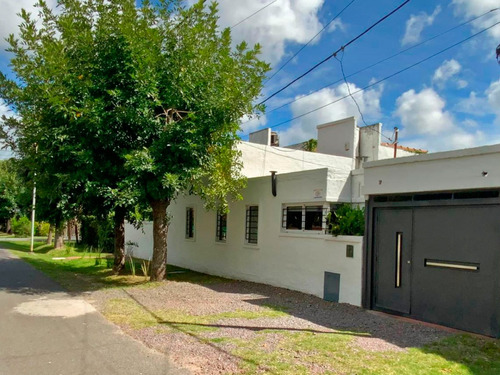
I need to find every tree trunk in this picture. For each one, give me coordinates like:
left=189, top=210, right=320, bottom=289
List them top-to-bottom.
left=150, top=199, right=170, bottom=281
left=113, top=207, right=126, bottom=274
left=6, top=219, right=11, bottom=234
left=67, top=221, right=72, bottom=241
left=74, top=221, right=79, bottom=244
left=54, top=223, right=65, bottom=249
left=46, top=225, right=54, bottom=245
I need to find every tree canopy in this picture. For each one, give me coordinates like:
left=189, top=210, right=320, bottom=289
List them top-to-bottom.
left=0, top=0, right=269, bottom=279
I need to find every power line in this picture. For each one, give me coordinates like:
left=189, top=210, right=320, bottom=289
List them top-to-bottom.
left=231, top=0, right=279, bottom=29
left=258, top=0, right=411, bottom=105
left=265, top=0, right=357, bottom=83
left=242, top=7, right=500, bottom=126
left=244, top=21, right=500, bottom=135
left=335, top=50, right=392, bottom=143
left=242, top=141, right=346, bottom=169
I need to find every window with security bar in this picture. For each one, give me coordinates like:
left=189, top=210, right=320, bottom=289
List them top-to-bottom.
left=281, top=204, right=328, bottom=231
left=245, top=206, right=259, bottom=244
left=185, top=207, right=194, bottom=239
left=216, top=210, right=227, bottom=242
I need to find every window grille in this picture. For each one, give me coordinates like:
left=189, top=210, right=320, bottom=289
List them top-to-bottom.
left=245, top=206, right=259, bottom=244
left=185, top=207, right=194, bottom=238
left=216, top=211, right=227, bottom=242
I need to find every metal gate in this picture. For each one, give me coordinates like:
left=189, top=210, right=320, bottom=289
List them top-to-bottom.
left=368, top=192, right=500, bottom=337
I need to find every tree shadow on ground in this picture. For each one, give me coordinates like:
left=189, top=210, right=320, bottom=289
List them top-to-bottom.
left=200, top=280, right=500, bottom=375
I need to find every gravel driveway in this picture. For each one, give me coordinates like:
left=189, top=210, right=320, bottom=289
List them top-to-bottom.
left=88, top=277, right=452, bottom=375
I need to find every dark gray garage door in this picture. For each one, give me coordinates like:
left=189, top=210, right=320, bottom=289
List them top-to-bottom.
left=373, top=203, right=500, bottom=337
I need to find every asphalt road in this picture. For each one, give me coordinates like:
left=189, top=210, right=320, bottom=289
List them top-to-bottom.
left=0, top=249, right=189, bottom=375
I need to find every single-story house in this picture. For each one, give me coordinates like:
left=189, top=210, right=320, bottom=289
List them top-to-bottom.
left=126, top=116, right=421, bottom=307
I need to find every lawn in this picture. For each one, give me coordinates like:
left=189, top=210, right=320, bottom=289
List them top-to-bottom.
left=0, top=239, right=217, bottom=292
left=2, top=239, right=500, bottom=375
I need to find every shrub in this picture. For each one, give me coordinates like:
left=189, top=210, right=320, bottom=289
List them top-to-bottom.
left=328, top=204, right=365, bottom=236
left=11, top=216, right=32, bottom=236
left=35, top=221, right=50, bottom=236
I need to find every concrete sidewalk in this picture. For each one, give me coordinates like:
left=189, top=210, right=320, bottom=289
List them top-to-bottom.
left=0, top=249, right=189, bottom=375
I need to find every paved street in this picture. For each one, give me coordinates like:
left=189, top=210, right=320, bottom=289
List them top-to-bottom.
left=0, top=249, right=188, bottom=375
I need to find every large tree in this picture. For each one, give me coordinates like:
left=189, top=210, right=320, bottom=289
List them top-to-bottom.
left=0, top=0, right=268, bottom=280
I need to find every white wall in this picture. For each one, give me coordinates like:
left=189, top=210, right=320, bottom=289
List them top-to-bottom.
left=316, top=117, right=358, bottom=165
left=359, top=124, right=381, bottom=164
left=248, top=128, right=270, bottom=146
left=238, top=142, right=353, bottom=179
left=364, top=144, right=500, bottom=195
left=125, top=168, right=364, bottom=306
left=124, top=222, right=154, bottom=260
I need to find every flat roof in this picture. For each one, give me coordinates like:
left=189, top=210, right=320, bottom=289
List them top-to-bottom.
left=364, top=143, right=500, bottom=169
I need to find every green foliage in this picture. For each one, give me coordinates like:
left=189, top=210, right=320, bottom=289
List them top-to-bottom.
left=0, top=0, right=268, bottom=278
left=303, top=139, right=317, bottom=152
left=0, top=160, right=26, bottom=223
left=328, top=204, right=365, bottom=236
left=80, top=215, right=114, bottom=252
left=11, top=216, right=31, bottom=236
left=35, top=221, right=51, bottom=236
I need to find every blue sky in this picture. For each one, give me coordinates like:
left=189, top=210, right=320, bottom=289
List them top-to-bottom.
left=1, top=0, right=499, bottom=152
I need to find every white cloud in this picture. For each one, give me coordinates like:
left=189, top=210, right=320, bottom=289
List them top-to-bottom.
left=0, top=0, right=58, bottom=52
left=197, top=0, right=325, bottom=65
left=452, top=0, right=500, bottom=40
left=401, top=6, right=441, bottom=46
left=327, top=18, right=345, bottom=33
left=432, top=59, right=461, bottom=86
left=455, top=78, right=500, bottom=121
left=486, top=78, right=500, bottom=114
left=457, top=79, right=468, bottom=89
left=278, top=82, right=383, bottom=145
left=394, top=88, right=484, bottom=151
left=395, top=88, right=454, bottom=135
left=455, top=91, right=489, bottom=115
left=239, top=114, right=268, bottom=135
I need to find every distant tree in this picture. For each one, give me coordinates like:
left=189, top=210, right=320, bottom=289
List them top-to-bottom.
left=303, top=139, right=318, bottom=152
left=0, top=159, right=26, bottom=232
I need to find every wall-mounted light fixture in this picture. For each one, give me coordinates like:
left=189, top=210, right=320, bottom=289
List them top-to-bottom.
left=270, top=171, right=277, bottom=197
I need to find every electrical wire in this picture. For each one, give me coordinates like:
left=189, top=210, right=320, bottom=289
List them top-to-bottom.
left=231, top=0, right=279, bottom=29
left=258, top=0, right=411, bottom=105
left=265, top=0, right=357, bottom=83
left=245, top=7, right=500, bottom=124
left=243, top=20, right=500, bottom=135
left=336, top=50, right=392, bottom=142
left=241, top=141, right=345, bottom=169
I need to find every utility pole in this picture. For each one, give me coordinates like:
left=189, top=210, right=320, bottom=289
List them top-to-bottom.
left=393, top=127, right=399, bottom=158
left=30, top=144, right=38, bottom=253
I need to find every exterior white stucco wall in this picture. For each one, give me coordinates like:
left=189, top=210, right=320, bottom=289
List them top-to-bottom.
left=316, top=118, right=359, bottom=167
left=248, top=128, right=271, bottom=146
left=238, top=142, right=353, bottom=179
left=363, top=144, right=500, bottom=195
left=125, top=168, right=364, bottom=306
left=124, top=222, right=154, bottom=260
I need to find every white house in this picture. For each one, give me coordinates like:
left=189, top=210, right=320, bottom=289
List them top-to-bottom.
left=126, top=116, right=423, bottom=306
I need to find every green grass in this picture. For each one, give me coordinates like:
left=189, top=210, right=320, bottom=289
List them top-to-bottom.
left=3, top=239, right=499, bottom=374
left=0, top=240, right=229, bottom=292
left=103, top=297, right=291, bottom=335
left=223, top=329, right=500, bottom=375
